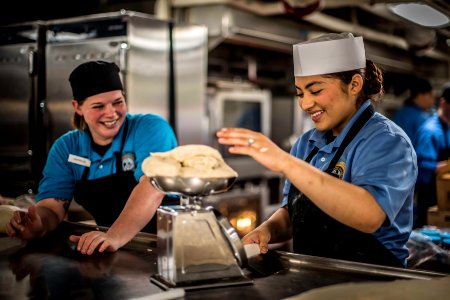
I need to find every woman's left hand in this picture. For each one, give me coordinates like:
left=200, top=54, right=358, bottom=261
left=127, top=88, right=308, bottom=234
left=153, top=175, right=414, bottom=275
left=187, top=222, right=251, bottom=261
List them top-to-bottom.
left=216, top=128, right=290, bottom=173
left=69, top=231, right=120, bottom=255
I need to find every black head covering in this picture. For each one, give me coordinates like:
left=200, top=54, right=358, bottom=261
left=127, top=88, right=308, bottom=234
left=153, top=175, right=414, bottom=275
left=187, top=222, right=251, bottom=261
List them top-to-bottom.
left=69, top=61, right=123, bottom=101
left=409, top=77, right=432, bottom=97
left=442, top=84, right=450, bottom=103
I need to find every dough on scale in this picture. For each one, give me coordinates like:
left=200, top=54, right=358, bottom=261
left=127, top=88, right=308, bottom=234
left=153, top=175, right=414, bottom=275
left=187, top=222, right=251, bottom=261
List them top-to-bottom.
left=142, top=144, right=237, bottom=178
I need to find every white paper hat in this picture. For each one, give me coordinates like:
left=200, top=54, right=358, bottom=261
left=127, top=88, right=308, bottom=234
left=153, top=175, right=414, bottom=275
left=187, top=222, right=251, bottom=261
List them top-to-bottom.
left=293, top=32, right=366, bottom=76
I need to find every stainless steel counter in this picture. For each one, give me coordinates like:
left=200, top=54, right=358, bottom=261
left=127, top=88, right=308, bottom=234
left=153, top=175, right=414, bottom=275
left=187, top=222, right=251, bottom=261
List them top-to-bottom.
left=0, top=221, right=446, bottom=300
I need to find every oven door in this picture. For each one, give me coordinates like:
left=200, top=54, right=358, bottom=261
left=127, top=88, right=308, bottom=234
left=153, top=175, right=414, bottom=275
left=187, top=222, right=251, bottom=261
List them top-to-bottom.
left=205, top=187, right=263, bottom=238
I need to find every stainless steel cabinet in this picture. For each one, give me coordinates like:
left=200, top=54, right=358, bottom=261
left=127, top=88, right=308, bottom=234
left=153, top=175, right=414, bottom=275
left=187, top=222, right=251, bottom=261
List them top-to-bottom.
left=0, top=22, right=46, bottom=196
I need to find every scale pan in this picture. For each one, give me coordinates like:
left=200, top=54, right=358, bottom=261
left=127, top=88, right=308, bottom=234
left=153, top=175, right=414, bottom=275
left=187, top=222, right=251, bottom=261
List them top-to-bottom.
left=149, top=176, right=237, bottom=197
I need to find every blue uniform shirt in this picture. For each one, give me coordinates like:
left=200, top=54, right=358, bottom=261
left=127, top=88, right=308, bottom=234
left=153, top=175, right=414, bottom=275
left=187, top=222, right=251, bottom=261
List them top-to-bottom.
left=282, top=101, right=417, bottom=264
left=393, top=102, right=431, bottom=142
left=37, top=113, right=177, bottom=202
left=414, top=113, right=450, bottom=185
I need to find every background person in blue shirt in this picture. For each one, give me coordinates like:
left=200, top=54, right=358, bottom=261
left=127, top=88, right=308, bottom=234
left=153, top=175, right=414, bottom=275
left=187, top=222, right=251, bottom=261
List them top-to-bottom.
left=217, top=33, right=417, bottom=267
left=6, top=61, right=177, bottom=255
left=393, top=77, right=434, bottom=141
left=413, top=84, right=450, bottom=228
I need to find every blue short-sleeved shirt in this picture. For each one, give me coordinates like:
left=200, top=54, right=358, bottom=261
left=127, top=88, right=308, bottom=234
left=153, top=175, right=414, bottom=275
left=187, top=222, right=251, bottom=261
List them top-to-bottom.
left=281, top=101, right=417, bottom=264
left=393, top=103, right=431, bottom=142
left=36, top=113, right=177, bottom=202
left=414, top=113, right=450, bottom=185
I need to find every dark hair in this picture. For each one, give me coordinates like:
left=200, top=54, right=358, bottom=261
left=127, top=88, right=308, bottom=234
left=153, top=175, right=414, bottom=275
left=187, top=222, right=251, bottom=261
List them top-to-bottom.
left=325, top=59, right=384, bottom=107
left=403, top=77, right=432, bottom=105
left=410, top=77, right=432, bottom=98
left=441, top=85, right=450, bottom=103
left=72, top=108, right=85, bottom=130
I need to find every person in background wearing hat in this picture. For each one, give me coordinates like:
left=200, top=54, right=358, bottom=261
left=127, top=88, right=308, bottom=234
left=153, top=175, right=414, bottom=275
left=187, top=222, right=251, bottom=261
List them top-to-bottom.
left=217, top=33, right=417, bottom=267
left=6, top=61, right=177, bottom=254
left=393, top=77, right=435, bottom=142
left=413, top=84, right=450, bottom=228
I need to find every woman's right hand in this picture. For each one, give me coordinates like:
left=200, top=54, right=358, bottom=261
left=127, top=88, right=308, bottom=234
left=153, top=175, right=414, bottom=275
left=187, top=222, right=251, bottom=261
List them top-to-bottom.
left=242, top=225, right=271, bottom=254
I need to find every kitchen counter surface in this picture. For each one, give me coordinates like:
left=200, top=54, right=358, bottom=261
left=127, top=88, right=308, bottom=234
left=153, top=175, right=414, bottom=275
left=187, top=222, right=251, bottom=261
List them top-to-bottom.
left=0, top=221, right=447, bottom=300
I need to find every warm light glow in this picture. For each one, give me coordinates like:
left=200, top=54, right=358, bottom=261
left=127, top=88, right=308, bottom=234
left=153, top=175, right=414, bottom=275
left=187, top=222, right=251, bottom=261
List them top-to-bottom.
left=388, top=3, right=450, bottom=28
left=230, top=210, right=257, bottom=236
left=236, top=217, right=252, bottom=229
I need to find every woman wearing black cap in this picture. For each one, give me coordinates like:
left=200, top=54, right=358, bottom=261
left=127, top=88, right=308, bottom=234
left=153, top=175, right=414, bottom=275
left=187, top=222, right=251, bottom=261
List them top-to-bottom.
left=6, top=61, right=177, bottom=255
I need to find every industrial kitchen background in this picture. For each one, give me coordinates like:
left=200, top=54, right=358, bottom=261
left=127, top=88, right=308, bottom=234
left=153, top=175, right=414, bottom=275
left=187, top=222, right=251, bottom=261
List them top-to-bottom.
left=1, top=0, right=449, bottom=237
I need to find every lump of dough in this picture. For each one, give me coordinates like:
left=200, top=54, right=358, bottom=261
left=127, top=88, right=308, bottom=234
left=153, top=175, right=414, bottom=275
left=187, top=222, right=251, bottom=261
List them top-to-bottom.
left=142, top=145, right=238, bottom=178
left=141, top=156, right=181, bottom=177
left=0, top=205, right=22, bottom=233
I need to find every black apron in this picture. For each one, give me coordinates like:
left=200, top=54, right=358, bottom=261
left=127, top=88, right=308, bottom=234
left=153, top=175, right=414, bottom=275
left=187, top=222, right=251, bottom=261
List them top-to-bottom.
left=287, top=105, right=403, bottom=267
left=415, top=118, right=450, bottom=228
left=73, top=120, right=159, bottom=233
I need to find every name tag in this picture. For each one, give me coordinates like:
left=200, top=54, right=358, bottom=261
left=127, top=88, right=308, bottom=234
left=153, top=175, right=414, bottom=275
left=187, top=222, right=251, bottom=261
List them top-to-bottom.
left=68, top=154, right=91, bottom=167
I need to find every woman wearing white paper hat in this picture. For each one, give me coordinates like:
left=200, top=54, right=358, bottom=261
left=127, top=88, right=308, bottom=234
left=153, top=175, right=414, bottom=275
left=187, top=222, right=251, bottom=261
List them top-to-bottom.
left=217, top=32, right=417, bottom=267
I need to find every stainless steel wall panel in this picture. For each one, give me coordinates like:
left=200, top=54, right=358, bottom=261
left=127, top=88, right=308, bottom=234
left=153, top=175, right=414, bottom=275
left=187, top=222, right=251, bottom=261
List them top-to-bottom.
left=126, top=16, right=170, bottom=119
left=173, top=25, right=208, bottom=145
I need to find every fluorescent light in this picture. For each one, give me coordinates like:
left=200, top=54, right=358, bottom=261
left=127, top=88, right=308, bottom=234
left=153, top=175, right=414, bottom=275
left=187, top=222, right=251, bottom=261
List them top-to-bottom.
left=388, top=3, right=450, bottom=28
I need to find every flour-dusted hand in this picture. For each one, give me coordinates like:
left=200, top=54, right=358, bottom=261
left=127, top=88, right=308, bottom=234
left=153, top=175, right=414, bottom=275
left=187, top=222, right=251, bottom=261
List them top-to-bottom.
left=216, top=128, right=291, bottom=174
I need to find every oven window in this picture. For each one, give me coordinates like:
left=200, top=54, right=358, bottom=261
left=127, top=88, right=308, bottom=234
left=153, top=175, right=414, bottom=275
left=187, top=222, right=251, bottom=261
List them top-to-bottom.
left=220, top=100, right=262, bottom=157
left=223, top=100, right=261, bottom=132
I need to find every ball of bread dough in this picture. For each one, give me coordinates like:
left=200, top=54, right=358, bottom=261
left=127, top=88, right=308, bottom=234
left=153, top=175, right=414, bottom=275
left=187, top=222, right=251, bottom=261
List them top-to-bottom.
left=0, top=205, right=22, bottom=233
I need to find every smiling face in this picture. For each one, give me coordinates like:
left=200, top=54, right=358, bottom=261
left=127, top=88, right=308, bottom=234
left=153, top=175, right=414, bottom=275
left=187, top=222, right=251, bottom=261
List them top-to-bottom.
left=295, top=74, right=363, bottom=136
left=72, top=90, right=127, bottom=145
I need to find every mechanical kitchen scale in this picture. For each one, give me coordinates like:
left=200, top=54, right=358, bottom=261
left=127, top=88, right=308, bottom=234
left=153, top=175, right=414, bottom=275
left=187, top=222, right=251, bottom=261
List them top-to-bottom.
left=149, top=175, right=254, bottom=290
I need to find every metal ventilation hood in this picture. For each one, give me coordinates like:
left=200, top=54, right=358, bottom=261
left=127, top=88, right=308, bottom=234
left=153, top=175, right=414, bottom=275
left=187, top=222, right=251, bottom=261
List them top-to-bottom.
left=173, top=1, right=449, bottom=74
left=182, top=4, right=307, bottom=52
